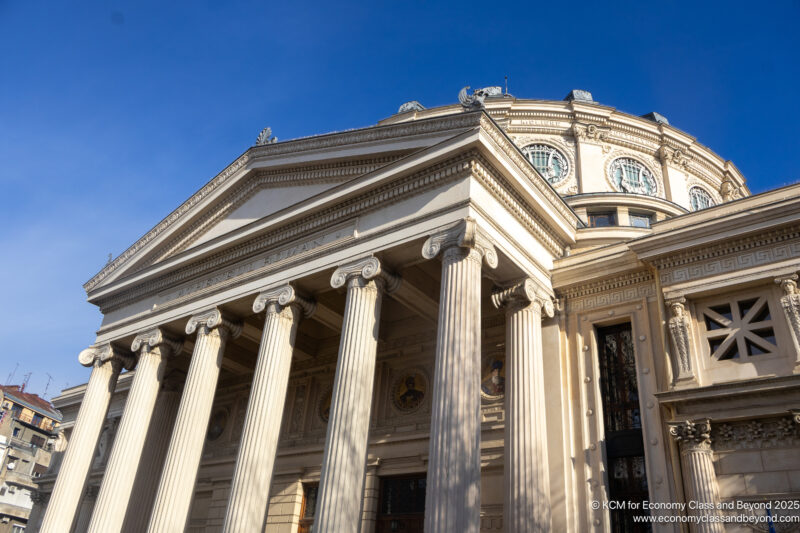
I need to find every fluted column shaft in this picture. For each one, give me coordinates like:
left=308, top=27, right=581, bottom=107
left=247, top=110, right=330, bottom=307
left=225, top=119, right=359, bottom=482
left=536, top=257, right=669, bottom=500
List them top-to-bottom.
left=425, top=246, right=483, bottom=533
left=314, top=257, right=392, bottom=533
left=492, top=278, right=554, bottom=533
left=223, top=285, right=312, bottom=533
left=147, top=309, right=240, bottom=533
left=88, top=329, right=180, bottom=533
left=40, top=345, right=131, bottom=533
left=121, top=385, right=181, bottom=533
left=669, top=420, right=723, bottom=533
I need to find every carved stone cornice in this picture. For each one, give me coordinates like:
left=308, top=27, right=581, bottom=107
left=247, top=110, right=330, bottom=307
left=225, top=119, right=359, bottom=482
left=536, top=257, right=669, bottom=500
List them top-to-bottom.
left=85, top=113, right=484, bottom=293
left=572, top=122, right=610, bottom=143
left=659, top=144, right=691, bottom=168
left=94, top=154, right=474, bottom=313
left=422, top=218, right=499, bottom=268
left=330, top=256, right=400, bottom=292
left=556, top=270, right=655, bottom=313
left=491, top=278, right=555, bottom=317
left=253, top=284, right=316, bottom=317
left=666, top=297, right=695, bottom=384
left=185, top=308, right=243, bottom=339
left=131, top=327, right=183, bottom=356
left=77, top=343, right=135, bottom=371
left=712, top=415, right=800, bottom=451
left=668, top=419, right=712, bottom=452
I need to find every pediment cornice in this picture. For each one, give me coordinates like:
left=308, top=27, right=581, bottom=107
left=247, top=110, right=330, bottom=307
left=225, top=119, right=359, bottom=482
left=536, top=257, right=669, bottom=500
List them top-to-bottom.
left=84, top=112, right=485, bottom=294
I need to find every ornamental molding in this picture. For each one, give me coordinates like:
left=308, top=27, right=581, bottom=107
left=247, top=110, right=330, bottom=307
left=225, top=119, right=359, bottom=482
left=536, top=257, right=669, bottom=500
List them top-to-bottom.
left=85, top=112, right=484, bottom=293
left=477, top=115, right=577, bottom=225
left=572, top=122, right=611, bottom=143
left=658, top=144, right=692, bottom=169
left=602, top=149, right=665, bottom=199
left=95, top=155, right=474, bottom=312
left=142, top=156, right=402, bottom=268
left=469, top=156, right=567, bottom=255
left=422, top=218, right=499, bottom=268
left=654, top=225, right=800, bottom=286
left=330, top=256, right=400, bottom=292
left=556, top=270, right=654, bottom=313
left=491, top=278, right=555, bottom=317
left=253, top=284, right=316, bottom=317
left=665, top=297, right=695, bottom=384
left=185, top=307, right=243, bottom=338
left=130, top=327, right=183, bottom=356
left=77, top=343, right=135, bottom=371
left=711, top=415, right=800, bottom=451
left=668, top=419, right=712, bottom=452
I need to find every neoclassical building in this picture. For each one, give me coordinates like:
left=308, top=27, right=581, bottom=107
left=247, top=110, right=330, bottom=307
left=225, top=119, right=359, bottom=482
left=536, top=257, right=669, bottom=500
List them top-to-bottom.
left=30, top=88, right=800, bottom=533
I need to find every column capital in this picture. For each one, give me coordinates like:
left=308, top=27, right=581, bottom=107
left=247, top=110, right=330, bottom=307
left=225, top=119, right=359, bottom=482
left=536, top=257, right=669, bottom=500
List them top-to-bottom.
left=421, top=218, right=498, bottom=268
left=331, top=256, right=399, bottom=292
left=775, top=273, right=799, bottom=295
left=491, top=278, right=554, bottom=317
left=253, top=284, right=316, bottom=317
left=666, top=296, right=687, bottom=314
left=185, top=308, right=242, bottom=338
left=131, top=328, right=183, bottom=356
left=78, top=343, right=134, bottom=371
left=790, top=409, right=800, bottom=425
left=668, top=419, right=712, bottom=451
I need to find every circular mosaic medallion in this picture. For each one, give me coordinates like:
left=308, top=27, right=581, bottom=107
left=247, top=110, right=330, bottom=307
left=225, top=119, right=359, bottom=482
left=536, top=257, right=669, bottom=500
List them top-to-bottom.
left=480, top=355, right=506, bottom=401
left=391, top=372, right=427, bottom=413
left=206, top=408, right=228, bottom=441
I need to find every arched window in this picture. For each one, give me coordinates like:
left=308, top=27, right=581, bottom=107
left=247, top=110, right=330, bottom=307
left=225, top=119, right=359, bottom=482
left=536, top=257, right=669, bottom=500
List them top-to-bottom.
left=689, top=186, right=715, bottom=211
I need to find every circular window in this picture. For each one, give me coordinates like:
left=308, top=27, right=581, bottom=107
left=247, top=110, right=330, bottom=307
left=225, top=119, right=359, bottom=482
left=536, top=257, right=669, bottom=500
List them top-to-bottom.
left=522, top=144, right=570, bottom=185
left=609, top=158, right=657, bottom=196
left=689, top=186, right=715, bottom=211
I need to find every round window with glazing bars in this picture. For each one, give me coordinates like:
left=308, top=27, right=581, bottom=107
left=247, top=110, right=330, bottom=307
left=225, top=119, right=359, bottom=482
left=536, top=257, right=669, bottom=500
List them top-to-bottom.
left=522, top=144, right=570, bottom=185
left=609, top=157, right=658, bottom=196
left=689, top=186, right=715, bottom=211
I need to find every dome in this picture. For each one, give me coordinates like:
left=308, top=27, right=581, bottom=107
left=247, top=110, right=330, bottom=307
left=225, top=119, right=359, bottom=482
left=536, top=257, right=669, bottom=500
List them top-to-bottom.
left=380, top=89, right=749, bottom=248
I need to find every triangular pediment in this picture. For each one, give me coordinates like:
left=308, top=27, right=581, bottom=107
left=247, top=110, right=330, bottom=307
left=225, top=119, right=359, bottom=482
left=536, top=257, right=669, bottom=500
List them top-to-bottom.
left=85, top=112, right=488, bottom=296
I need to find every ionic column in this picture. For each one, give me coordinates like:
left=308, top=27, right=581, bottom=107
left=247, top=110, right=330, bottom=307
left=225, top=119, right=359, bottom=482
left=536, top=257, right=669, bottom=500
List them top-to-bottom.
left=422, top=218, right=498, bottom=533
left=314, top=257, right=397, bottom=533
left=775, top=275, right=800, bottom=372
left=492, top=279, right=554, bottom=533
left=223, top=285, right=314, bottom=533
left=666, top=297, right=698, bottom=386
left=147, top=308, right=241, bottom=533
left=88, top=329, right=182, bottom=533
left=40, top=344, right=133, bottom=533
left=121, top=378, right=182, bottom=533
left=668, top=420, right=723, bottom=533
left=73, top=485, right=99, bottom=533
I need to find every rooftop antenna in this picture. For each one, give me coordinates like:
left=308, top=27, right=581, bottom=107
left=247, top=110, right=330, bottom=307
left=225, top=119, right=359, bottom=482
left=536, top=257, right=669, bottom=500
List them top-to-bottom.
left=504, top=75, right=508, bottom=96
left=5, top=363, right=18, bottom=385
left=21, top=372, right=32, bottom=393
left=44, top=373, right=54, bottom=399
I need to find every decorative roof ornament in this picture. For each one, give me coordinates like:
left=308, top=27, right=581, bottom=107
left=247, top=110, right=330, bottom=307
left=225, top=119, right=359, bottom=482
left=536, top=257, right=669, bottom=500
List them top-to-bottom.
left=458, top=86, right=500, bottom=110
left=398, top=101, right=425, bottom=114
left=255, top=127, right=278, bottom=146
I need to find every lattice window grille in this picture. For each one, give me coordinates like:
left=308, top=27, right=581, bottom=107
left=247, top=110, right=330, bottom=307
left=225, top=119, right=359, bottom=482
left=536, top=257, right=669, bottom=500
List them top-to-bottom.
left=699, top=295, right=778, bottom=361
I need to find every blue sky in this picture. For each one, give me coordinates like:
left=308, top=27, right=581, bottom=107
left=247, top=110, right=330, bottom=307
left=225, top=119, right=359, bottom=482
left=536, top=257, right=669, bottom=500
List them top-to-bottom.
left=1, top=1, right=798, bottom=399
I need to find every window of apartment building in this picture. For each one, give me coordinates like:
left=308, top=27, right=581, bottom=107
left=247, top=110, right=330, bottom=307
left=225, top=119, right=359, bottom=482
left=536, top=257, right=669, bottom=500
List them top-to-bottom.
left=588, top=211, right=617, bottom=227
left=629, top=212, right=652, bottom=228
left=697, top=293, right=778, bottom=361
left=596, top=323, right=650, bottom=532
left=10, top=405, right=21, bottom=418
left=31, top=414, right=43, bottom=427
left=12, top=427, right=20, bottom=437
left=30, top=435, right=45, bottom=448
left=377, top=475, right=426, bottom=533
left=298, top=483, right=318, bottom=533
left=12, top=525, right=26, bottom=533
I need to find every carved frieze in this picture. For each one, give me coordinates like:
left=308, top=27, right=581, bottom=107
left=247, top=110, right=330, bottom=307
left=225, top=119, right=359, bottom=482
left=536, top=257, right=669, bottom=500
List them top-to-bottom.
left=558, top=270, right=655, bottom=313
left=711, top=415, right=800, bottom=451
